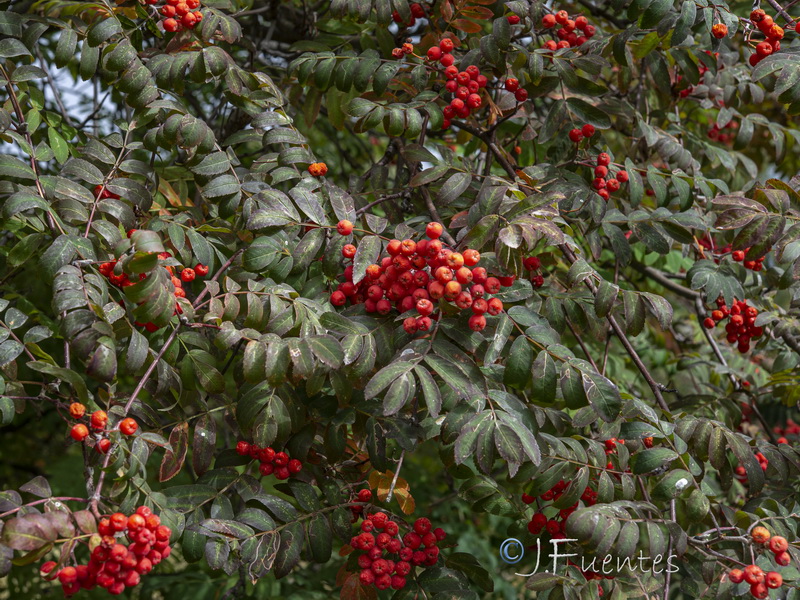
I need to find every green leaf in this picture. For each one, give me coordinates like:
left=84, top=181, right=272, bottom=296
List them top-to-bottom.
left=86, top=17, right=122, bottom=47
left=0, top=155, right=36, bottom=180
left=437, top=172, right=471, bottom=205
left=352, top=235, right=381, bottom=285
left=504, top=336, right=532, bottom=389
left=531, top=351, right=556, bottom=404
left=364, top=361, right=415, bottom=400
left=160, top=422, right=189, bottom=482
left=630, top=448, right=678, bottom=474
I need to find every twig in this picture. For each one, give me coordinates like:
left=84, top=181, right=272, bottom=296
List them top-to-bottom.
left=0, top=64, right=63, bottom=236
left=90, top=250, right=242, bottom=513
left=631, top=263, right=701, bottom=300
left=565, top=317, right=599, bottom=371
left=385, top=451, right=405, bottom=504
left=663, top=499, right=676, bottom=600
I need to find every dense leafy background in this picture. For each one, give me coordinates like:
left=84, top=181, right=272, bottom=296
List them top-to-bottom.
left=2, top=0, right=800, bottom=599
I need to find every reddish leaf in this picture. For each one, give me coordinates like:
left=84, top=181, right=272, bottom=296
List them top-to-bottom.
left=452, top=19, right=483, bottom=33
left=160, top=422, right=189, bottom=482
left=340, top=572, right=377, bottom=600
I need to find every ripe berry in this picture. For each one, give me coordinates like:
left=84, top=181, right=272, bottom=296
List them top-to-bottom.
left=542, top=14, right=556, bottom=28
left=507, top=15, right=520, bottom=25
left=711, top=23, right=728, bottom=38
left=439, top=38, right=454, bottom=53
left=504, top=78, right=519, bottom=92
left=514, top=88, right=528, bottom=102
left=581, top=124, right=595, bottom=137
left=568, top=128, right=583, bottom=142
left=597, top=152, right=611, bottom=166
left=308, top=162, right=328, bottom=177
left=337, top=220, right=354, bottom=235
left=425, top=222, right=443, bottom=239
left=342, top=244, right=356, bottom=259
left=524, top=256, right=541, bottom=271
left=194, top=264, right=209, bottom=277
left=181, top=268, right=195, bottom=282
left=330, top=291, right=346, bottom=306
left=468, top=314, right=486, bottom=331
left=703, top=317, right=715, bottom=329
left=91, top=410, right=108, bottom=429
left=120, top=417, right=138, bottom=436
left=70, top=423, right=89, bottom=442
left=288, top=459, right=302, bottom=474
left=751, top=526, right=771, bottom=544
left=769, top=536, right=788, bottom=553
left=775, top=551, right=791, bottom=566
left=744, top=564, right=765, bottom=584
left=728, top=568, right=744, bottom=583
left=765, top=571, right=782, bottom=589
left=751, top=583, right=768, bottom=599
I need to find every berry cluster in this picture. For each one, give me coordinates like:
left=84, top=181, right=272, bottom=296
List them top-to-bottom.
left=143, top=0, right=203, bottom=33
left=391, top=2, right=426, bottom=27
left=540, top=10, right=596, bottom=50
left=749, top=10, right=785, bottom=66
left=426, top=38, right=493, bottom=129
left=391, top=42, right=415, bottom=59
left=677, top=51, right=721, bottom=98
left=708, top=119, right=738, bottom=145
left=568, top=123, right=595, bottom=143
left=590, top=152, right=629, bottom=202
left=308, top=162, right=328, bottom=177
left=332, top=221, right=515, bottom=333
left=731, top=247, right=767, bottom=271
left=98, top=252, right=208, bottom=332
left=523, top=255, right=545, bottom=288
left=702, top=297, right=763, bottom=354
left=69, top=407, right=137, bottom=454
left=773, top=418, right=800, bottom=445
left=235, top=441, right=303, bottom=480
left=734, top=451, right=769, bottom=484
left=523, top=479, right=598, bottom=540
left=349, top=487, right=374, bottom=522
left=41, top=506, right=170, bottom=596
left=349, top=512, right=446, bottom=591
left=726, top=528, right=790, bottom=598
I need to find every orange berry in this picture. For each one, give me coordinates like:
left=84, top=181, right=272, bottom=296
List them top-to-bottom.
left=69, top=402, right=86, bottom=419
left=120, top=418, right=138, bottom=436
left=70, top=424, right=89, bottom=442
left=751, top=526, right=771, bottom=544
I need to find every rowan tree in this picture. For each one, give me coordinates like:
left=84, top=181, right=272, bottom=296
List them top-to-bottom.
left=1, top=0, right=800, bottom=599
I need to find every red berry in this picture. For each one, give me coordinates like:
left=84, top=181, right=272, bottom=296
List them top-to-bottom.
left=542, top=14, right=556, bottom=28
left=504, top=78, right=519, bottom=92
left=514, top=88, right=528, bottom=102
left=581, top=124, right=595, bottom=138
left=568, top=128, right=583, bottom=143
left=337, top=220, right=354, bottom=236
left=181, top=268, right=195, bottom=282
left=330, top=291, right=346, bottom=306
left=703, top=317, right=715, bottom=329
left=120, top=418, right=138, bottom=436
left=70, top=423, right=89, bottom=442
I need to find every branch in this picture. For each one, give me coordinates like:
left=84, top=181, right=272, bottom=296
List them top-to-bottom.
left=0, top=64, right=63, bottom=237
left=561, top=244, right=671, bottom=413
left=90, top=250, right=243, bottom=513
left=631, top=263, right=701, bottom=300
